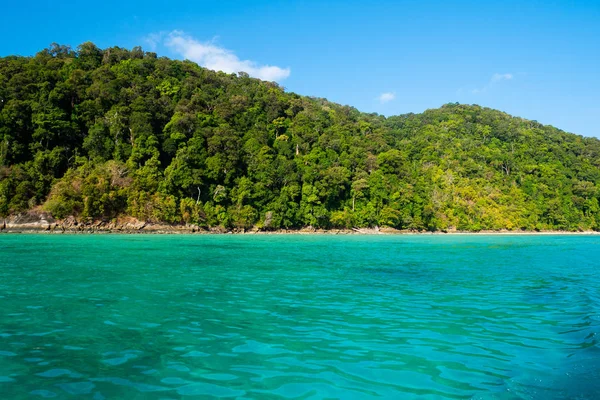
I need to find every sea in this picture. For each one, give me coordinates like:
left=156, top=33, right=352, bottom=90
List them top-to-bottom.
left=0, top=234, right=599, bottom=399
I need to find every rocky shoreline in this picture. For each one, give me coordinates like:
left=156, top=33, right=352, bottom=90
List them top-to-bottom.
left=1, top=211, right=599, bottom=235
left=1, top=212, right=209, bottom=234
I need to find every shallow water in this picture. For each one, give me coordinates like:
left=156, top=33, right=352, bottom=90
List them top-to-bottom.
left=0, top=234, right=599, bottom=399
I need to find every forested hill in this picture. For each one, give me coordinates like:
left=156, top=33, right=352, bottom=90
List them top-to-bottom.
left=1, top=43, right=600, bottom=231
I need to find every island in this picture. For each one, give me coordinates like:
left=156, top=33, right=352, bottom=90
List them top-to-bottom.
left=1, top=43, right=599, bottom=233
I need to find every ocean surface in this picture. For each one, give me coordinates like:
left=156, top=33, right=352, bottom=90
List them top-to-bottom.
left=0, top=234, right=599, bottom=399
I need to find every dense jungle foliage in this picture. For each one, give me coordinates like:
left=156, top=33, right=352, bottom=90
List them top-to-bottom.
left=1, top=43, right=600, bottom=231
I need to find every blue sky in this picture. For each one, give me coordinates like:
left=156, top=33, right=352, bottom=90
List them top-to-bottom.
left=1, top=0, right=599, bottom=137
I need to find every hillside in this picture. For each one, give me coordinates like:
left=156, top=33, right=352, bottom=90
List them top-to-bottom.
left=1, top=43, right=600, bottom=231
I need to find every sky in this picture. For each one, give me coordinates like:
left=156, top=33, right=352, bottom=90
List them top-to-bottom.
left=1, top=0, right=599, bottom=137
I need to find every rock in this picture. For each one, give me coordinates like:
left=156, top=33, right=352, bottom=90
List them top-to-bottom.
left=3, top=211, right=56, bottom=231
left=62, top=216, right=77, bottom=229
left=209, top=226, right=227, bottom=234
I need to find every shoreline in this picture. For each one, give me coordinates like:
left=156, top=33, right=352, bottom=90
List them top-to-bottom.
left=2, top=212, right=599, bottom=235
left=2, top=224, right=599, bottom=236
left=3, top=229, right=599, bottom=236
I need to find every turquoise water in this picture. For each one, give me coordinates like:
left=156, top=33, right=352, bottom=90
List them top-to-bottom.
left=0, top=234, right=599, bottom=399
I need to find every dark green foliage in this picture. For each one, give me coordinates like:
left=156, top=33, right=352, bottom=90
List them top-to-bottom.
left=1, top=44, right=600, bottom=231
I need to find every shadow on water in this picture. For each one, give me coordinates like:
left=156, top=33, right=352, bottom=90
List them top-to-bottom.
left=498, top=351, right=600, bottom=399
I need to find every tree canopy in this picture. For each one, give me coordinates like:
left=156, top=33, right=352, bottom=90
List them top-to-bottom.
left=1, top=43, right=600, bottom=231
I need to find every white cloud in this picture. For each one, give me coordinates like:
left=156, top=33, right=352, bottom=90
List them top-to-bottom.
left=158, top=30, right=290, bottom=82
left=144, top=32, right=163, bottom=51
left=471, top=73, right=514, bottom=94
left=491, top=73, right=513, bottom=82
left=378, top=92, right=396, bottom=104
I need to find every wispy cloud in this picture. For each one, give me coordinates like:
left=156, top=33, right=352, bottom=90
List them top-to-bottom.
left=145, top=30, right=291, bottom=82
left=157, top=30, right=291, bottom=82
left=144, top=32, right=163, bottom=52
left=471, top=73, right=513, bottom=94
left=491, top=73, right=513, bottom=83
left=378, top=92, right=396, bottom=104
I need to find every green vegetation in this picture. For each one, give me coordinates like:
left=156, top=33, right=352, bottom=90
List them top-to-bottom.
left=1, top=43, right=600, bottom=231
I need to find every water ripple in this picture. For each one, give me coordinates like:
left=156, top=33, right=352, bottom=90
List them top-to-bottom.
left=0, top=234, right=599, bottom=399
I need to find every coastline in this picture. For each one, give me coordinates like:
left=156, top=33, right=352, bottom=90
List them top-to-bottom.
left=1, top=213, right=598, bottom=236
